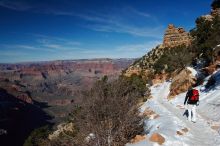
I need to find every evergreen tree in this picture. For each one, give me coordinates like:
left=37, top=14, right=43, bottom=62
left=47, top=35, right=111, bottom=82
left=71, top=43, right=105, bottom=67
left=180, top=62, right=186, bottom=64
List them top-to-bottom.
left=212, top=0, right=220, bottom=9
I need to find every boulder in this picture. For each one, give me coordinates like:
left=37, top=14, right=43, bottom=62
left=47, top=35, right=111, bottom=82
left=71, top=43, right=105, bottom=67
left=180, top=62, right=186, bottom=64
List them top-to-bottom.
left=168, top=68, right=196, bottom=99
left=149, top=133, right=165, bottom=145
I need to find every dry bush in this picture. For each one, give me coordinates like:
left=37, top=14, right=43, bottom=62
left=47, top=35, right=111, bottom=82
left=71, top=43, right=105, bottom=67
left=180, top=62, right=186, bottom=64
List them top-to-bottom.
left=71, top=76, right=145, bottom=146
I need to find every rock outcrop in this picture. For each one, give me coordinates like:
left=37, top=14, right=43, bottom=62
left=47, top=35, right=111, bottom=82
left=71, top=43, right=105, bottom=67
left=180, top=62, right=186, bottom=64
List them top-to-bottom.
left=162, top=24, right=192, bottom=48
left=124, top=25, right=191, bottom=79
left=0, top=58, right=134, bottom=130
left=168, top=68, right=196, bottom=99
left=49, top=122, right=74, bottom=140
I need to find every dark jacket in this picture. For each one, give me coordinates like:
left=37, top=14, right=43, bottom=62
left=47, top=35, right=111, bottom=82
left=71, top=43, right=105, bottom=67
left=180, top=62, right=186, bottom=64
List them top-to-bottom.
left=184, top=89, right=199, bottom=105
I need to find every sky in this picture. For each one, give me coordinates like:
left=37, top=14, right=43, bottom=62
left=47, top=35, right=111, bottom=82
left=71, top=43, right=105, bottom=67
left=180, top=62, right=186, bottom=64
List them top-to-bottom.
left=0, top=0, right=212, bottom=63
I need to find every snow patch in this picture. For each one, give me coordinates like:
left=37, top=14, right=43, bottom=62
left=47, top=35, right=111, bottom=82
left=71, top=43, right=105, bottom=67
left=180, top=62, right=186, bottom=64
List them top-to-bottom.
left=129, top=72, right=220, bottom=146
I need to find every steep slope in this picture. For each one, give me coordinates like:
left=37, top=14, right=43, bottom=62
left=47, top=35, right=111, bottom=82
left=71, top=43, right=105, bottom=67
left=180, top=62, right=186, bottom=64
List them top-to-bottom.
left=124, top=24, right=193, bottom=82
left=127, top=69, right=220, bottom=146
left=0, top=88, right=52, bottom=146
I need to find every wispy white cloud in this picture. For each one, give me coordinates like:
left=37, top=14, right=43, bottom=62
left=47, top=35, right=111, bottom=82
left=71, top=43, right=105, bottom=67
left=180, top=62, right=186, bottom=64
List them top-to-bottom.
left=0, top=0, right=31, bottom=11
left=0, top=0, right=164, bottom=38
left=124, top=7, right=151, bottom=18
left=73, top=10, right=164, bottom=38
left=47, top=11, right=163, bottom=38
left=85, top=23, right=164, bottom=38
left=0, top=33, right=83, bottom=54
left=34, top=34, right=81, bottom=45
left=35, top=34, right=82, bottom=51
left=65, top=41, right=161, bottom=59
left=116, top=41, right=161, bottom=52
left=1, top=44, right=39, bottom=50
left=0, top=50, right=28, bottom=56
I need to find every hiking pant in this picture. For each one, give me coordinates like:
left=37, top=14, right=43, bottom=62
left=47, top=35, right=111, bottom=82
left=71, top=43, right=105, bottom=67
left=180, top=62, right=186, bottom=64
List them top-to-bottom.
left=187, top=104, right=196, bottom=122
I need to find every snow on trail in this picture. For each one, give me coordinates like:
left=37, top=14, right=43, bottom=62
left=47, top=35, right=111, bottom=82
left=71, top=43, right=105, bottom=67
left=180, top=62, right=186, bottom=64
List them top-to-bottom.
left=128, top=81, right=220, bottom=146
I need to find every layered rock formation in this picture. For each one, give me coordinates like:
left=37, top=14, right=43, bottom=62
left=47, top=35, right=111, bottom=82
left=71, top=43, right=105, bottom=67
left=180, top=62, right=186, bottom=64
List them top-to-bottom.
left=124, top=24, right=191, bottom=78
left=162, top=24, right=191, bottom=48
left=0, top=58, right=134, bottom=123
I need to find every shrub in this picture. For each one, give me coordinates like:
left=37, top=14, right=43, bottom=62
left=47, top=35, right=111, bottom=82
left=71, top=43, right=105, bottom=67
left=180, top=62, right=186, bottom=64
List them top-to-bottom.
left=212, top=0, right=220, bottom=9
left=190, top=13, right=220, bottom=65
left=153, top=46, right=195, bottom=74
left=70, top=76, right=147, bottom=146
left=23, top=126, right=51, bottom=146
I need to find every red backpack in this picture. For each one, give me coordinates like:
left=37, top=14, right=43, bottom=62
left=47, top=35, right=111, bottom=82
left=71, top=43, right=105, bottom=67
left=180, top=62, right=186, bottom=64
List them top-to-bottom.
left=190, top=89, right=199, bottom=101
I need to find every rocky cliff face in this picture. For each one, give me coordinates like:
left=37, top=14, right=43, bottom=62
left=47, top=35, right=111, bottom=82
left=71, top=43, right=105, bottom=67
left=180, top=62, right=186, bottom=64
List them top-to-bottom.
left=162, top=24, right=192, bottom=48
left=124, top=25, right=191, bottom=79
left=0, top=58, right=134, bottom=122
left=0, top=59, right=130, bottom=79
left=168, top=68, right=196, bottom=99
left=0, top=88, right=52, bottom=146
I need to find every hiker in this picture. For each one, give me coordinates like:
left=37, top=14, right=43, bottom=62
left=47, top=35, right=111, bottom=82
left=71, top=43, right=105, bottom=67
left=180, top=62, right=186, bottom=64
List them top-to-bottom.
left=184, top=86, right=199, bottom=123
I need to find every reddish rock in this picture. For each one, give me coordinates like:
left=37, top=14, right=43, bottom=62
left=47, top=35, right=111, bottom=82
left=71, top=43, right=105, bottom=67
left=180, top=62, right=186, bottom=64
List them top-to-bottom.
left=162, top=24, right=191, bottom=48
left=16, top=94, right=33, bottom=104
left=149, top=133, right=165, bottom=145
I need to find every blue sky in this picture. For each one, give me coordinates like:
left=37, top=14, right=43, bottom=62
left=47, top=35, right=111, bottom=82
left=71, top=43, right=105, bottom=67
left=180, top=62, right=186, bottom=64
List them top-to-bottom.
left=0, top=0, right=211, bottom=63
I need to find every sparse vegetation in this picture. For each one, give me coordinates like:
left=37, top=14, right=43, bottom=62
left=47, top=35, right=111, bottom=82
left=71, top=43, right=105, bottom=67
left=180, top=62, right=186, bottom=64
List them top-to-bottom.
left=190, top=14, right=220, bottom=65
left=153, top=45, right=195, bottom=74
left=59, top=75, right=148, bottom=146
